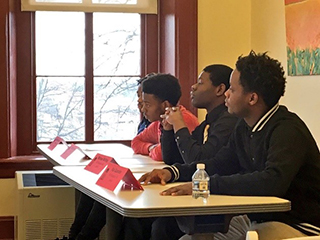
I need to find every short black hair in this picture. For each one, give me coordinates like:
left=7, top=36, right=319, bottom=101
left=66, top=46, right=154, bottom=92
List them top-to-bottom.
left=236, top=51, right=286, bottom=108
left=203, top=64, right=233, bottom=89
left=137, top=73, right=157, bottom=85
left=142, top=73, right=181, bottom=106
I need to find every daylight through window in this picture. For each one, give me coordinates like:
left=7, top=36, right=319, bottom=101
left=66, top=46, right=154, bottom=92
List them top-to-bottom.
left=36, top=11, right=141, bottom=142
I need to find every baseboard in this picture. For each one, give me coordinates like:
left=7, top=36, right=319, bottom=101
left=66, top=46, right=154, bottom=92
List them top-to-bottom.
left=0, top=216, right=14, bottom=240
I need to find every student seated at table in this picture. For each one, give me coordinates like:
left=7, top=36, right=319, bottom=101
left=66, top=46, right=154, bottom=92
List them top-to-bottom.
left=131, top=51, right=320, bottom=240
left=120, top=64, right=237, bottom=240
left=161, top=64, right=238, bottom=165
left=131, top=73, right=199, bottom=161
left=137, top=74, right=152, bottom=134
left=56, top=75, right=153, bottom=240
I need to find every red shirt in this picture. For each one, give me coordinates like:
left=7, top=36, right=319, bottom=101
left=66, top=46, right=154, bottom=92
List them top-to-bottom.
left=131, top=105, right=199, bottom=161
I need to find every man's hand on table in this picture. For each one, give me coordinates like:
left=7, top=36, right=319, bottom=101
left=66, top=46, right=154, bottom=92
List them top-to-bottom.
left=139, top=169, right=172, bottom=185
left=139, top=169, right=192, bottom=196
left=160, top=182, right=192, bottom=196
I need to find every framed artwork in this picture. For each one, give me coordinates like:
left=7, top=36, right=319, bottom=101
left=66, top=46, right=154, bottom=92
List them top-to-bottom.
left=285, top=0, right=320, bottom=75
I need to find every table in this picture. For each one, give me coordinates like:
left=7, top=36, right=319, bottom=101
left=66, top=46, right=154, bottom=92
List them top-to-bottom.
left=37, top=143, right=167, bottom=169
left=39, top=143, right=173, bottom=238
left=46, top=143, right=291, bottom=238
left=53, top=165, right=291, bottom=218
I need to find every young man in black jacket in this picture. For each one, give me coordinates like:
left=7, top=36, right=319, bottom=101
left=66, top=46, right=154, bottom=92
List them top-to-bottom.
left=139, top=51, right=320, bottom=240
left=161, top=64, right=238, bottom=165
left=120, top=65, right=238, bottom=240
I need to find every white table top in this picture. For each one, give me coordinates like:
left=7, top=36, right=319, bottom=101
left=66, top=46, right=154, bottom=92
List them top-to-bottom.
left=38, top=143, right=166, bottom=168
left=53, top=166, right=291, bottom=218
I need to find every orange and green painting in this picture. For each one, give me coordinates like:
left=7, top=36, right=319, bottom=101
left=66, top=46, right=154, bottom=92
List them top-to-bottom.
left=285, top=0, right=320, bottom=75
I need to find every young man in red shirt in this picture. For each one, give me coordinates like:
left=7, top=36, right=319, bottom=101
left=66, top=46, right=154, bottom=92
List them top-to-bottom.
left=131, top=73, right=199, bottom=161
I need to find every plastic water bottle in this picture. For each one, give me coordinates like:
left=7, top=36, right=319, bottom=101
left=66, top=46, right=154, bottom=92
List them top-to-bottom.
left=192, top=163, right=210, bottom=203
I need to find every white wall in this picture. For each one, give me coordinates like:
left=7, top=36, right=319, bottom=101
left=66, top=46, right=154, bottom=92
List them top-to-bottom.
left=197, top=0, right=252, bottom=121
left=198, top=0, right=320, bottom=146
left=251, top=0, right=320, bottom=146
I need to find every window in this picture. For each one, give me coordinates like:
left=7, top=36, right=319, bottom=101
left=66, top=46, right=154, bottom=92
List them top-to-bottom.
left=0, top=0, right=197, bottom=158
left=35, top=11, right=141, bottom=142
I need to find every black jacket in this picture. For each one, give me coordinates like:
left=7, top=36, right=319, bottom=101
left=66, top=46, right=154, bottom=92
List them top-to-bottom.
left=161, top=104, right=238, bottom=165
left=167, top=105, right=320, bottom=227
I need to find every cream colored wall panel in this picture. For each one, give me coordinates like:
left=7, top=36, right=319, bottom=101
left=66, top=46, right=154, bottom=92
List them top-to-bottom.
left=197, top=0, right=252, bottom=121
left=251, top=0, right=320, bottom=146
left=0, top=179, right=17, bottom=216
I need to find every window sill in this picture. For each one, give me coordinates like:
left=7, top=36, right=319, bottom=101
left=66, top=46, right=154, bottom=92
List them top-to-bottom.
left=0, top=155, right=54, bottom=179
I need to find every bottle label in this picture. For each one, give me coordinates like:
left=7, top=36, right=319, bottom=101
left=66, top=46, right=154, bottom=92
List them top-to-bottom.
left=199, top=181, right=208, bottom=191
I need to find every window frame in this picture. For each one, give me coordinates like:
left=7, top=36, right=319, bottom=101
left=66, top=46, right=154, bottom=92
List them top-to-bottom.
left=0, top=0, right=197, bottom=158
left=21, top=0, right=157, bottom=14
left=23, top=11, right=148, bottom=151
left=34, top=12, right=144, bottom=143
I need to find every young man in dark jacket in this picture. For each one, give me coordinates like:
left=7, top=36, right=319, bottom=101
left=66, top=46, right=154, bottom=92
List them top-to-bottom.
left=139, top=51, right=320, bottom=240
left=161, top=64, right=238, bottom=165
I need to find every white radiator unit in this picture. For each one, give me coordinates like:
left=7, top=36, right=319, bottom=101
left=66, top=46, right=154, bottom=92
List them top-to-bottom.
left=15, top=170, right=75, bottom=240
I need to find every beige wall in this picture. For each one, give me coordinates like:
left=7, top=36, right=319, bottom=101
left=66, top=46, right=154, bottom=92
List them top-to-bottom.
left=197, top=0, right=252, bottom=120
left=198, top=0, right=320, bottom=145
left=251, top=0, right=320, bottom=146
left=0, top=179, right=17, bottom=216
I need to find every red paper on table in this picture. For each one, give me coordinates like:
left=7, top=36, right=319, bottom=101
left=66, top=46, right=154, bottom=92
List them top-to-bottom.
left=48, top=136, right=67, bottom=150
left=60, top=143, right=78, bottom=159
left=60, top=144, right=91, bottom=160
left=85, top=153, right=118, bottom=174
left=96, top=162, right=143, bottom=191
left=121, top=170, right=144, bottom=191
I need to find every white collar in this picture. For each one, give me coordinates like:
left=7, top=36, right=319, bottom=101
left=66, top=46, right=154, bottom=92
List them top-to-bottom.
left=252, top=103, right=279, bottom=132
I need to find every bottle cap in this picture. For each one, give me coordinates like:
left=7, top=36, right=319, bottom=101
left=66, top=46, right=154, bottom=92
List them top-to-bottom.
left=196, top=163, right=205, bottom=169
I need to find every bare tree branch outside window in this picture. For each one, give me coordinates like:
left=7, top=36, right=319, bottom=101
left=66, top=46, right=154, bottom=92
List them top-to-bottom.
left=36, top=12, right=141, bottom=142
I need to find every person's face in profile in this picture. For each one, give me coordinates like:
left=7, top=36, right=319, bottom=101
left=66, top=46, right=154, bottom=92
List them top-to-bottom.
left=224, top=69, right=251, bottom=118
left=191, top=71, right=218, bottom=111
left=137, top=85, right=143, bottom=113
left=141, top=93, right=165, bottom=122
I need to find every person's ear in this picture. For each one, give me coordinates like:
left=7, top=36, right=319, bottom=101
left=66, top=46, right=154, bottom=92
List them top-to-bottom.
left=216, top=84, right=226, bottom=97
left=248, top=92, right=259, bottom=106
left=162, top=100, right=172, bottom=109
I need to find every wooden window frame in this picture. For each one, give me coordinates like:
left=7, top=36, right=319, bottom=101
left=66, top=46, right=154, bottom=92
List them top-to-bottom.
left=0, top=0, right=197, bottom=166
left=20, top=0, right=157, bottom=13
